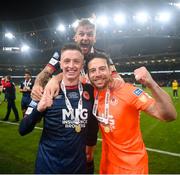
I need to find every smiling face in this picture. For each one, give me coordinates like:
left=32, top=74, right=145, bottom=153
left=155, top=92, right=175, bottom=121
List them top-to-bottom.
left=74, top=24, right=96, bottom=55
left=60, top=49, right=84, bottom=85
left=88, top=58, right=111, bottom=90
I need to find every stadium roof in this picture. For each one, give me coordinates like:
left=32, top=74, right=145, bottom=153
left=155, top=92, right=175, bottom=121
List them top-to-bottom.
left=0, top=0, right=177, bottom=21
left=0, top=0, right=101, bottom=20
left=1, top=0, right=180, bottom=57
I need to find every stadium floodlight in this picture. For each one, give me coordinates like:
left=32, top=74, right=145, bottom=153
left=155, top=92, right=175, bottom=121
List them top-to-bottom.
left=169, top=2, right=180, bottom=8
left=174, top=3, right=180, bottom=8
left=134, top=12, right=149, bottom=24
left=156, top=12, right=171, bottom=23
left=113, top=14, right=126, bottom=25
left=96, top=16, right=109, bottom=27
left=72, top=20, right=79, bottom=28
left=57, top=24, right=65, bottom=32
left=5, top=32, right=15, bottom=39
left=21, top=44, right=30, bottom=52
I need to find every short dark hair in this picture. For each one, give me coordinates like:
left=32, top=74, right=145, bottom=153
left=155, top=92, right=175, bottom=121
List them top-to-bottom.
left=74, top=18, right=96, bottom=33
left=61, top=43, right=83, bottom=55
left=86, top=52, right=111, bottom=71
left=25, top=71, right=31, bottom=76
left=6, top=75, right=11, bottom=80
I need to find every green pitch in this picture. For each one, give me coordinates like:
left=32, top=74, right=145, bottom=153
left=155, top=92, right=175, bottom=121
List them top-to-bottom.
left=0, top=87, right=179, bottom=173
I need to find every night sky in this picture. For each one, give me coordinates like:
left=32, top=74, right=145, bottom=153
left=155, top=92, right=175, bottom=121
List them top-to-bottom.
left=0, top=0, right=102, bottom=20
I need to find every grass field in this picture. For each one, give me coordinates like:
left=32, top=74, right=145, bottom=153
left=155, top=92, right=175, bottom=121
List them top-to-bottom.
left=0, top=86, right=179, bottom=173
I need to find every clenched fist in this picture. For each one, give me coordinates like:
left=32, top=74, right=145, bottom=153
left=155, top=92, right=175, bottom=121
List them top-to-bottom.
left=134, top=66, right=156, bottom=88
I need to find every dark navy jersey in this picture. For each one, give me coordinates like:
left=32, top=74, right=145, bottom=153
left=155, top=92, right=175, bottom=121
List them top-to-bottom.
left=20, top=79, right=34, bottom=97
left=19, top=83, right=98, bottom=174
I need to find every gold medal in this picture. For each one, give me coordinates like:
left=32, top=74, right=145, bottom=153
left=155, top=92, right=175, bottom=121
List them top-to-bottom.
left=75, top=124, right=81, bottom=133
left=104, top=126, right=110, bottom=133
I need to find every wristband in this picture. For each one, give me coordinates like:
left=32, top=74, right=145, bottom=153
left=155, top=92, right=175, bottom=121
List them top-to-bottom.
left=47, top=52, right=60, bottom=71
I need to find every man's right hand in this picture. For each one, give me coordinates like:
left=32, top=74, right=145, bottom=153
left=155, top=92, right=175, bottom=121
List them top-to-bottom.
left=31, top=85, right=44, bottom=101
left=37, top=90, right=53, bottom=112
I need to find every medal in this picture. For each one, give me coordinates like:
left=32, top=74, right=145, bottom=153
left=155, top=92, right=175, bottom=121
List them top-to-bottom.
left=75, top=124, right=81, bottom=133
left=104, top=125, right=110, bottom=133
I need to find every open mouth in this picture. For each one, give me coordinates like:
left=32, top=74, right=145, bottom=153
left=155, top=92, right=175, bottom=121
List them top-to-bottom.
left=79, top=43, right=92, bottom=54
left=80, top=43, right=90, bottom=48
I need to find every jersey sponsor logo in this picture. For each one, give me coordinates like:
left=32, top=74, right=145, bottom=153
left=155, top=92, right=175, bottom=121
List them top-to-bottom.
left=49, top=58, right=59, bottom=66
left=134, top=88, right=143, bottom=96
left=83, top=91, right=90, bottom=100
left=110, top=96, right=118, bottom=106
left=25, top=107, right=33, bottom=115
left=62, top=108, right=88, bottom=129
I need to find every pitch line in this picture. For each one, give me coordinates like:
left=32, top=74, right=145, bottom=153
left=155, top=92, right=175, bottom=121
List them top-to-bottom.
left=1, top=120, right=180, bottom=158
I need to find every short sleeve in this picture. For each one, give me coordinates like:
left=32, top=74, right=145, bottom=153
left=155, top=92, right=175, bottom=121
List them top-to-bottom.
left=131, top=88, right=155, bottom=111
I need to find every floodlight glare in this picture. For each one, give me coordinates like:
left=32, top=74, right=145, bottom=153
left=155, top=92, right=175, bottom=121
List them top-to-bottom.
left=169, top=2, right=180, bottom=8
left=174, top=3, right=180, bottom=8
left=134, top=12, right=149, bottom=24
left=156, top=12, right=171, bottom=22
left=114, top=14, right=126, bottom=25
left=96, top=16, right=108, bottom=27
left=89, top=17, right=96, bottom=24
left=72, top=20, right=79, bottom=28
left=57, top=24, right=65, bottom=32
left=5, top=32, right=15, bottom=39
left=21, top=45, right=30, bottom=52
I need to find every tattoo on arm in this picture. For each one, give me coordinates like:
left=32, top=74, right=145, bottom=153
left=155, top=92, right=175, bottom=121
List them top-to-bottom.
left=35, top=70, right=52, bottom=88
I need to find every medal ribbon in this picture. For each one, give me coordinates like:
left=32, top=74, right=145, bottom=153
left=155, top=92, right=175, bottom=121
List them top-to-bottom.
left=80, top=69, right=86, bottom=77
left=24, top=79, right=31, bottom=88
left=61, top=80, right=83, bottom=125
left=93, top=89, right=110, bottom=125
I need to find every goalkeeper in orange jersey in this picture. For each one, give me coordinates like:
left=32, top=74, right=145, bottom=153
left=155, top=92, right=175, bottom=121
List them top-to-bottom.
left=86, top=52, right=176, bottom=174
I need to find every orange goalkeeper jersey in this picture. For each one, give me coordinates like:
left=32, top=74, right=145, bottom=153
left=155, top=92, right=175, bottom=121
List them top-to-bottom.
left=94, top=83, right=155, bottom=174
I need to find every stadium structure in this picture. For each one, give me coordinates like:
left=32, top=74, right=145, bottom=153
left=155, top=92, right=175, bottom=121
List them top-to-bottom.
left=0, top=0, right=180, bottom=86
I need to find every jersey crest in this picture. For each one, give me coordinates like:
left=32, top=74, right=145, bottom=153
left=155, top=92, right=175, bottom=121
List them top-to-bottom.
left=83, top=91, right=90, bottom=100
